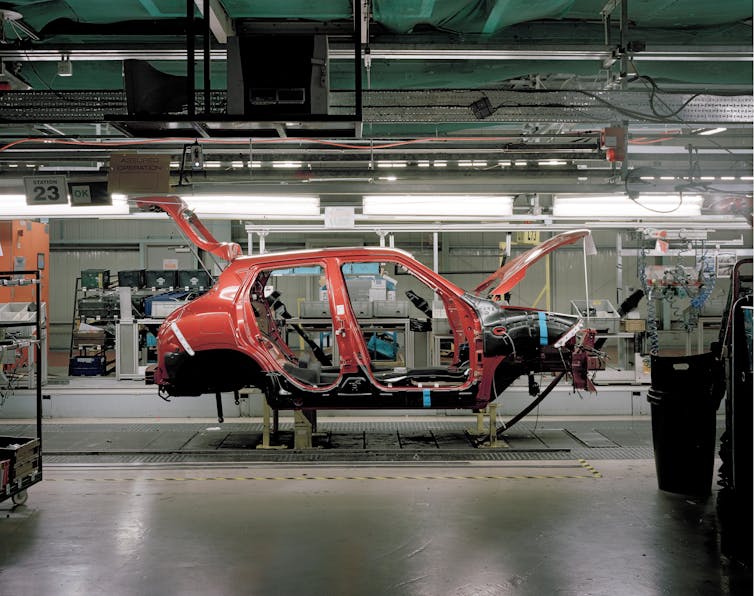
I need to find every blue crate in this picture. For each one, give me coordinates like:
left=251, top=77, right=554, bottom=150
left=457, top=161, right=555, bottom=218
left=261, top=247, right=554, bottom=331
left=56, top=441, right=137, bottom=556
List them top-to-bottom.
left=143, top=291, right=190, bottom=316
left=69, top=355, right=107, bottom=376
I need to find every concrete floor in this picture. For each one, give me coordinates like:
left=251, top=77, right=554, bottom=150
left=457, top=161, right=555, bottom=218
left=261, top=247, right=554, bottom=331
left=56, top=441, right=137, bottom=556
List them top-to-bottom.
left=0, top=420, right=751, bottom=595
left=1, top=461, right=750, bottom=596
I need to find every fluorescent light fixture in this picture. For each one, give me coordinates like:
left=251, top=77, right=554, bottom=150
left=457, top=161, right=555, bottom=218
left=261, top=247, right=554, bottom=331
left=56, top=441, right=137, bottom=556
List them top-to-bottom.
left=697, top=127, right=727, bottom=136
left=514, top=160, right=527, bottom=166
left=538, top=160, right=567, bottom=166
left=272, top=161, right=302, bottom=168
left=417, top=161, right=430, bottom=167
left=433, top=161, right=447, bottom=167
left=378, top=176, right=397, bottom=182
left=0, top=194, right=129, bottom=219
left=553, top=194, right=703, bottom=217
left=178, top=195, right=320, bottom=218
left=363, top=195, right=513, bottom=218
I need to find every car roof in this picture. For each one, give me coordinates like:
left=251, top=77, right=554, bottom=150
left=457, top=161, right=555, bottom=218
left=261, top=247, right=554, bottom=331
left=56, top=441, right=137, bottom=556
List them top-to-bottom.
left=227, top=246, right=416, bottom=268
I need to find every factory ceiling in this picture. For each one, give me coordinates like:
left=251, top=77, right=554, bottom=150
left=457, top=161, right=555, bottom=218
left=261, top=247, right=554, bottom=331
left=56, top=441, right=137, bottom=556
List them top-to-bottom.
left=0, top=0, right=750, bottom=222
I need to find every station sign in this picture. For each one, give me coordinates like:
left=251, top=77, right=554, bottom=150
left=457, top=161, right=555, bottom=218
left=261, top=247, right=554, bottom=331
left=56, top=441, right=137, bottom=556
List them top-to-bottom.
left=23, top=175, right=69, bottom=205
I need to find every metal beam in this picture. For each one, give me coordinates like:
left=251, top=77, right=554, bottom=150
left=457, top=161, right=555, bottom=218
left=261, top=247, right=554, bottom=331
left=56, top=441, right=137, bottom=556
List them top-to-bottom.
left=194, top=0, right=234, bottom=44
left=0, top=44, right=749, bottom=62
left=244, top=216, right=751, bottom=234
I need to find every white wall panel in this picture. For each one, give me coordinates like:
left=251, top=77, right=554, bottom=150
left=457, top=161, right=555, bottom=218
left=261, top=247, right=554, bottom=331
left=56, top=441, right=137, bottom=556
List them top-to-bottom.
left=51, top=219, right=183, bottom=243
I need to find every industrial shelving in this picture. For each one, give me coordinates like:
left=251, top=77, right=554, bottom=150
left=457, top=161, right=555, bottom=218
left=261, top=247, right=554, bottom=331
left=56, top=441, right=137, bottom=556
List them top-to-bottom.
left=0, top=269, right=43, bottom=506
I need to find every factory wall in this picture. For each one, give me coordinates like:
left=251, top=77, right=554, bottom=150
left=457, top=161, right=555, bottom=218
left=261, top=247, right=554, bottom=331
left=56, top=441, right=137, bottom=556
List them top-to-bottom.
left=49, top=220, right=731, bottom=354
left=49, top=221, right=631, bottom=350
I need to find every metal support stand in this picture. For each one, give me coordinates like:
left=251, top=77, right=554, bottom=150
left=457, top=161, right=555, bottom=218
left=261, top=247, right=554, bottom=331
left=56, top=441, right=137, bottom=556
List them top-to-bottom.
left=214, top=391, right=224, bottom=423
left=256, top=394, right=285, bottom=450
left=469, top=404, right=499, bottom=448
left=294, top=410, right=317, bottom=450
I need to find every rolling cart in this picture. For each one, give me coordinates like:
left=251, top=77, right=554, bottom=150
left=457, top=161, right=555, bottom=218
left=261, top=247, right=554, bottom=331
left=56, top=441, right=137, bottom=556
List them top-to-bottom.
left=0, top=270, right=43, bottom=506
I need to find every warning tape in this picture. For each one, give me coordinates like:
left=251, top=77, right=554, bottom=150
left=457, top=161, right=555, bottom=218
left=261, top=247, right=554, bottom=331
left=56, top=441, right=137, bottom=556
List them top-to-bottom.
left=578, top=459, right=603, bottom=478
left=46, top=461, right=602, bottom=482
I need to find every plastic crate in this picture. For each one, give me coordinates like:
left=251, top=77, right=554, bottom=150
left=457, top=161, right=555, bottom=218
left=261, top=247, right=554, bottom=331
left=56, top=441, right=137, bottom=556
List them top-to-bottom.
left=81, top=269, right=110, bottom=289
left=117, top=269, right=146, bottom=289
left=177, top=269, right=212, bottom=290
left=145, top=270, right=178, bottom=290
left=143, top=291, right=190, bottom=317
left=78, top=295, right=118, bottom=319
left=373, top=300, right=408, bottom=318
left=300, top=301, right=331, bottom=318
left=69, top=355, right=107, bottom=376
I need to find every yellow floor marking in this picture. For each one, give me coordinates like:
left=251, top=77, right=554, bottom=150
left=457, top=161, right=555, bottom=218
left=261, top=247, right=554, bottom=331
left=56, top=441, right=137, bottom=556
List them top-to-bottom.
left=45, top=461, right=602, bottom=483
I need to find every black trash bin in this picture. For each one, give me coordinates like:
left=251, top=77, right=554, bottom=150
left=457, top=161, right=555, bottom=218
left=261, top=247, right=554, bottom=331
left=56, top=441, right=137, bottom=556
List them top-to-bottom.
left=647, top=352, right=724, bottom=496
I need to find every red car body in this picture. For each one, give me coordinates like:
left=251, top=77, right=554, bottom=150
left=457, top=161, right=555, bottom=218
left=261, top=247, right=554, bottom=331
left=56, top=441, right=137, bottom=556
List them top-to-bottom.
left=140, top=197, right=597, bottom=411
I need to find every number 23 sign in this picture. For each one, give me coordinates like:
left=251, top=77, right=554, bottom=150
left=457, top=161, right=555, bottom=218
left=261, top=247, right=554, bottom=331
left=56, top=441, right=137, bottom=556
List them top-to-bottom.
left=23, top=175, right=69, bottom=205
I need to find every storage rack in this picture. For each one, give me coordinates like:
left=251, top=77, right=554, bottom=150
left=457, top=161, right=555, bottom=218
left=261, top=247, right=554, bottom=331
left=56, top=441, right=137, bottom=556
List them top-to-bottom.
left=0, top=269, right=43, bottom=506
left=68, top=276, right=117, bottom=376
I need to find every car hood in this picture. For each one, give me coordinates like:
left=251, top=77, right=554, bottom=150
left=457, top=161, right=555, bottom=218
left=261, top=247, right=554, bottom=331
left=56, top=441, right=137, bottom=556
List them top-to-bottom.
left=473, top=229, right=591, bottom=298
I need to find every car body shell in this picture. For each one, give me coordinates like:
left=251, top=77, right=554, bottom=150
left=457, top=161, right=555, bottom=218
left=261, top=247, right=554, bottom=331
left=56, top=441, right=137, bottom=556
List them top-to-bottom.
left=152, top=244, right=589, bottom=411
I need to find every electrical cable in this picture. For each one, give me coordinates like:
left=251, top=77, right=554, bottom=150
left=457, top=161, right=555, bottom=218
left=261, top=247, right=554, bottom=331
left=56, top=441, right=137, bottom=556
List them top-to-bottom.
left=625, top=74, right=702, bottom=120
left=625, top=189, right=685, bottom=215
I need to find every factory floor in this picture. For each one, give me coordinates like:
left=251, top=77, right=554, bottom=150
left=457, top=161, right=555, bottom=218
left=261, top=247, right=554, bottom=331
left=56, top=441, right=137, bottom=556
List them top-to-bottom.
left=0, top=417, right=751, bottom=595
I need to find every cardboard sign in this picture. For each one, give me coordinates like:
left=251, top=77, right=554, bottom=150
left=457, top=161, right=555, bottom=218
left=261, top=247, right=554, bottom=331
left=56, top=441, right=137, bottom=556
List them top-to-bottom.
left=108, top=153, right=171, bottom=194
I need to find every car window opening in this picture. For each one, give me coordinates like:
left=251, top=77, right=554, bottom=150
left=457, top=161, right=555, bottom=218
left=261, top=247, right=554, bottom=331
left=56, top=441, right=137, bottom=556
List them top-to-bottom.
left=340, top=261, right=471, bottom=389
left=249, top=265, right=340, bottom=387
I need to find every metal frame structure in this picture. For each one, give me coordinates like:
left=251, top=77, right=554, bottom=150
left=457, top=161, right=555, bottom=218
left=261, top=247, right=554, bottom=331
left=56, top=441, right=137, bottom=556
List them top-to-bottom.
left=0, top=269, right=43, bottom=506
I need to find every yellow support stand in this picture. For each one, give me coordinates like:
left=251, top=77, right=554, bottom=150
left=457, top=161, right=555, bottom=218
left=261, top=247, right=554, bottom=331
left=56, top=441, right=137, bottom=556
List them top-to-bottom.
left=256, top=394, right=286, bottom=450
left=469, top=404, right=502, bottom=448
left=294, top=410, right=314, bottom=450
